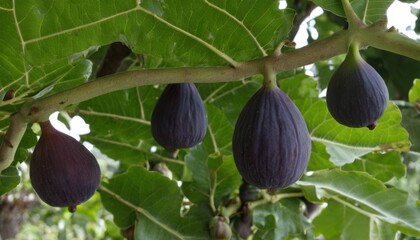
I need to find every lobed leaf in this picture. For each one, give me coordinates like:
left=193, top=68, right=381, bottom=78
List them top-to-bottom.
left=297, top=99, right=410, bottom=164
left=183, top=145, right=242, bottom=207
left=99, top=166, right=210, bottom=239
left=299, top=169, right=420, bottom=236
left=313, top=199, right=397, bottom=239
left=253, top=200, right=312, bottom=239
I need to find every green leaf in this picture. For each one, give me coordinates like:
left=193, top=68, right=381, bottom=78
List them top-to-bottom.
left=13, top=0, right=294, bottom=67
left=311, top=0, right=393, bottom=24
left=279, top=73, right=319, bottom=99
left=409, top=79, right=420, bottom=103
left=199, top=80, right=261, bottom=125
left=79, top=86, right=159, bottom=167
left=297, top=99, right=411, bottom=165
left=202, top=104, right=234, bottom=155
left=401, top=108, right=420, bottom=152
left=307, top=141, right=334, bottom=171
left=323, top=142, right=371, bottom=166
left=183, top=145, right=242, bottom=207
left=342, top=152, right=406, bottom=182
left=0, top=166, right=20, bottom=195
left=99, top=166, right=210, bottom=239
left=299, top=169, right=420, bottom=236
left=313, top=199, right=397, bottom=239
left=253, top=200, right=312, bottom=240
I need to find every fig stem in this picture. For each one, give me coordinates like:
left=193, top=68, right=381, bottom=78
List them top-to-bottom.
left=340, top=0, right=365, bottom=30
left=346, top=42, right=362, bottom=63
left=262, top=59, right=277, bottom=88
left=209, top=170, right=218, bottom=213
left=248, top=191, right=304, bottom=209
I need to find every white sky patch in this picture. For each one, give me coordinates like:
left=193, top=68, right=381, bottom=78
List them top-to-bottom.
left=279, top=0, right=287, bottom=9
left=293, top=1, right=419, bottom=47
left=387, top=1, right=419, bottom=40
left=293, top=7, right=324, bottom=48
left=49, top=112, right=80, bottom=140
left=70, top=115, right=90, bottom=135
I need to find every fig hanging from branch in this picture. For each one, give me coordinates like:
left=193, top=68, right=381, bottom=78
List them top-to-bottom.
left=326, top=43, right=389, bottom=129
left=232, top=81, right=311, bottom=190
left=151, top=83, right=207, bottom=150
left=30, top=120, right=101, bottom=212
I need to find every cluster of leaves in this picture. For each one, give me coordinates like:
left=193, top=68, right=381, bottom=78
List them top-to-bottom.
left=0, top=0, right=419, bottom=239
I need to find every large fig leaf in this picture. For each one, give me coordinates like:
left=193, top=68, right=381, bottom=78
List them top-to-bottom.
left=13, top=0, right=293, bottom=67
left=198, top=80, right=261, bottom=125
left=79, top=86, right=160, bottom=167
left=296, top=99, right=410, bottom=165
left=202, top=104, right=235, bottom=155
left=307, top=141, right=334, bottom=171
left=182, top=145, right=242, bottom=207
left=342, top=152, right=406, bottom=182
left=99, top=166, right=210, bottom=239
left=299, top=169, right=420, bottom=236
left=313, top=199, right=397, bottom=239
left=252, top=200, right=312, bottom=240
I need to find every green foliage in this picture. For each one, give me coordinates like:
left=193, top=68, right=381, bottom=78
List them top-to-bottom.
left=0, top=0, right=419, bottom=239
left=311, top=0, right=394, bottom=23
left=409, top=79, right=420, bottom=103
left=0, top=166, right=20, bottom=195
left=100, top=166, right=211, bottom=239
left=300, top=170, right=420, bottom=236
left=253, top=200, right=312, bottom=239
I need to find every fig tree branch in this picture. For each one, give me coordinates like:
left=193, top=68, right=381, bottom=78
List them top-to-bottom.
left=1, top=20, right=419, bottom=172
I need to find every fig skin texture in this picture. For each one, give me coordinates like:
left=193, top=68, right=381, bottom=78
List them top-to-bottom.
left=326, top=45, right=389, bottom=129
left=151, top=83, right=207, bottom=149
left=232, top=85, right=311, bottom=190
left=30, top=121, right=101, bottom=212
left=209, top=216, right=232, bottom=240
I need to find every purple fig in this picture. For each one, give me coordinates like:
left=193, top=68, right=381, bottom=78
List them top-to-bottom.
left=326, top=44, right=389, bottom=129
left=151, top=83, right=207, bottom=149
left=232, top=85, right=311, bottom=190
left=30, top=121, right=101, bottom=212
left=239, top=181, right=261, bottom=203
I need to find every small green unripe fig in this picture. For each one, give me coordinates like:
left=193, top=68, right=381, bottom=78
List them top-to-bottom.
left=326, top=45, right=389, bottom=129
left=151, top=83, right=207, bottom=149
left=232, top=85, right=311, bottom=190
left=30, top=121, right=101, bottom=212
left=209, top=216, right=232, bottom=240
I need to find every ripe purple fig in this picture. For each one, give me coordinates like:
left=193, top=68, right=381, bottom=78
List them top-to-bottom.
left=326, top=44, right=389, bottom=129
left=151, top=83, right=207, bottom=149
left=232, top=84, right=311, bottom=190
left=30, top=121, right=101, bottom=212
